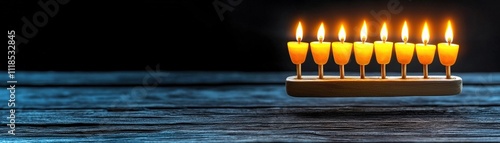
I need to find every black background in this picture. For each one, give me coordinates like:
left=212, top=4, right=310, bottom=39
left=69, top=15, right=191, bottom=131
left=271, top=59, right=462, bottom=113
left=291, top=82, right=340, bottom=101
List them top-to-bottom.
left=4, top=0, right=500, bottom=72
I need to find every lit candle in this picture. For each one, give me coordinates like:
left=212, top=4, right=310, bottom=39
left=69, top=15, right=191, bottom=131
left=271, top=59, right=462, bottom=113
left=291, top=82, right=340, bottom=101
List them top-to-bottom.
left=354, top=20, right=374, bottom=79
left=438, top=20, right=459, bottom=79
left=287, top=21, right=309, bottom=79
left=394, top=21, right=415, bottom=79
left=310, top=22, right=331, bottom=79
left=374, top=22, right=393, bottom=79
left=415, top=22, right=436, bottom=79
left=331, top=24, right=352, bottom=79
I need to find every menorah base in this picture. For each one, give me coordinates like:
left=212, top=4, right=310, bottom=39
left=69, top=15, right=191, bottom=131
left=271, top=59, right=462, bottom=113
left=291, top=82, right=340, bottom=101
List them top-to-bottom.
left=286, top=75, right=462, bottom=97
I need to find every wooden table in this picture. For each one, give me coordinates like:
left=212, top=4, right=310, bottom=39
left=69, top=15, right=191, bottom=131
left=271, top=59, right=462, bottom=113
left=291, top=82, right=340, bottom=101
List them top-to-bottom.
left=2, top=71, right=500, bottom=142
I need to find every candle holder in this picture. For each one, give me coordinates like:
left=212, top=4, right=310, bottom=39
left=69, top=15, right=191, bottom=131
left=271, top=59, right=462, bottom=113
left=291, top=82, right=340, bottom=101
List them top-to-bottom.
left=284, top=20, right=462, bottom=97
left=438, top=20, right=459, bottom=79
left=287, top=22, right=309, bottom=79
left=374, top=22, right=393, bottom=79
left=416, top=22, right=436, bottom=79
left=310, top=23, right=331, bottom=79
left=331, top=24, right=352, bottom=79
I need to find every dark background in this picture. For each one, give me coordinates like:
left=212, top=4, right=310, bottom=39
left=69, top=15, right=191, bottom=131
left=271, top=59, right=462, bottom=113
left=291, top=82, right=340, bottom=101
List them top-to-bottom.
left=4, top=0, right=500, bottom=72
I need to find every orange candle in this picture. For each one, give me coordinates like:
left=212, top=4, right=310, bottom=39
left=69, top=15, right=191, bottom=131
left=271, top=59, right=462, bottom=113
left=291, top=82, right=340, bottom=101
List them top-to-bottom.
left=353, top=20, right=373, bottom=79
left=438, top=20, right=459, bottom=79
left=287, top=21, right=309, bottom=79
left=394, top=21, right=415, bottom=79
left=310, top=22, right=331, bottom=79
left=374, top=22, right=393, bottom=79
left=415, top=22, right=436, bottom=79
left=331, top=24, right=352, bottom=79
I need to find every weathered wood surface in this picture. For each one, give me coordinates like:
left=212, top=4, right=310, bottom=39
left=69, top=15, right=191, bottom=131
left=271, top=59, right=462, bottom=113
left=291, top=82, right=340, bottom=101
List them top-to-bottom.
left=1, top=71, right=500, bottom=142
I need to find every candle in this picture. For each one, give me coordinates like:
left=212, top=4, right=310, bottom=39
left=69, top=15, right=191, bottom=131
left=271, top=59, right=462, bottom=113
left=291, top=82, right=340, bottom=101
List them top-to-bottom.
left=353, top=20, right=374, bottom=79
left=438, top=20, right=459, bottom=79
left=287, top=21, right=309, bottom=79
left=394, top=21, right=415, bottom=79
left=310, top=22, right=331, bottom=79
left=374, top=22, right=393, bottom=79
left=415, top=22, right=436, bottom=79
left=331, top=24, right=352, bottom=79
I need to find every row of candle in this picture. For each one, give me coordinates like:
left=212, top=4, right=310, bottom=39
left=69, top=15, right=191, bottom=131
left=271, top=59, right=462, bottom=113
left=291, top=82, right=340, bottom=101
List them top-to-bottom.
left=287, top=20, right=459, bottom=79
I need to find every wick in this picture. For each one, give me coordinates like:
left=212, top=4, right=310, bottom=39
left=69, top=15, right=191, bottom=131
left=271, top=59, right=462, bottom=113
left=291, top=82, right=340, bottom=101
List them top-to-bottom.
left=362, top=37, right=366, bottom=44
left=403, top=37, right=408, bottom=44
left=298, top=38, right=301, bottom=44
left=340, top=38, right=344, bottom=44
left=424, top=40, right=428, bottom=46
left=448, top=41, right=451, bottom=46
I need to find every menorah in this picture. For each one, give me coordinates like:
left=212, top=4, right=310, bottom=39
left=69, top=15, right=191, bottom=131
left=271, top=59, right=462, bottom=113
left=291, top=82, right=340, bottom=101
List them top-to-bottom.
left=285, top=20, right=462, bottom=97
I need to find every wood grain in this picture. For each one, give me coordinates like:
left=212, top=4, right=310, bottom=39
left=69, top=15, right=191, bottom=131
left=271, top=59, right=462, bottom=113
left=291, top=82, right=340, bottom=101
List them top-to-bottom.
left=1, top=72, right=499, bottom=142
left=286, top=75, right=462, bottom=97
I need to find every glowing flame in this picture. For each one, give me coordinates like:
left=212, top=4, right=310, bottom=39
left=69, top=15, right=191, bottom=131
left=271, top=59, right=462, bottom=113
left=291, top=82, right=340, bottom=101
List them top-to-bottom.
left=360, top=20, right=367, bottom=42
left=445, top=20, right=453, bottom=44
left=296, top=21, right=303, bottom=42
left=402, top=21, right=409, bottom=43
left=318, top=22, right=325, bottom=42
left=381, top=22, right=388, bottom=42
left=422, top=22, right=430, bottom=44
left=339, top=24, right=346, bottom=42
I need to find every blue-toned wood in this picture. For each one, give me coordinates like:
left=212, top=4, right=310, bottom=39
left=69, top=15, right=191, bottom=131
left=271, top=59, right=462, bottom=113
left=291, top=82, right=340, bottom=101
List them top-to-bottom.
left=1, top=72, right=499, bottom=142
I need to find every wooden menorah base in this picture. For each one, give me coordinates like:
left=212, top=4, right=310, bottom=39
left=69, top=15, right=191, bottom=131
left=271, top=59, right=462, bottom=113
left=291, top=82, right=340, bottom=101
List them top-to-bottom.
left=286, top=75, right=462, bottom=97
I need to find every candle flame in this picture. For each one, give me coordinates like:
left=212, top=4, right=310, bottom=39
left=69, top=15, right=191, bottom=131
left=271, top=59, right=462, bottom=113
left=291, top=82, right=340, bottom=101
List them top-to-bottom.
left=360, top=20, right=367, bottom=42
left=445, top=20, right=453, bottom=44
left=296, top=21, right=303, bottom=42
left=402, top=21, right=409, bottom=43
left=318, top=22, right=325, bottom=43
left=381, top=22, right=388, bottom=42
left=422, top=22, right=430, bottom=44
left=339, top=24, right=346, bottom=42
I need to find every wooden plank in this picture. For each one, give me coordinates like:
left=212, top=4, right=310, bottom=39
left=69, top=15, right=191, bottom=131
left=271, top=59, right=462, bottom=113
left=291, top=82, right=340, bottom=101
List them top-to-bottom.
left=2, top=71, right=500, bottom=85
left=286, top=75, right=462, bottom=97
left=5, top=85, right=500, bottom=109
left=2, top=106, right=500, bottom=142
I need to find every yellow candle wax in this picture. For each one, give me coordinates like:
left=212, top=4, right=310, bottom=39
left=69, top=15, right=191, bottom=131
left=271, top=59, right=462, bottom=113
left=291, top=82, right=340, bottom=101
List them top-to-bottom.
left=438, top=20, right=459, bottom=66
left=354, top=21, right=373, bottom=66
left=287, top=22, right=308, bottom=65
left=311, top=22, right=331, bottom=65
left=374, top=22, right=393, bottom=65
left=416, top=22, right=436, bottom=65
left=331, top=24, right=352, bottom=65
left=287, top=42, right=309, bottom=64
left=311, top=42, right=331, bottom=65
left=332, top=42, right=352, bottom=65
left=354, top=42, right=374, bottom=65
left=395, top=42, right=415, bottom=64
left=437, top=43, right=458, bottom=66
left=416, top=44, right=436, bottom=65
